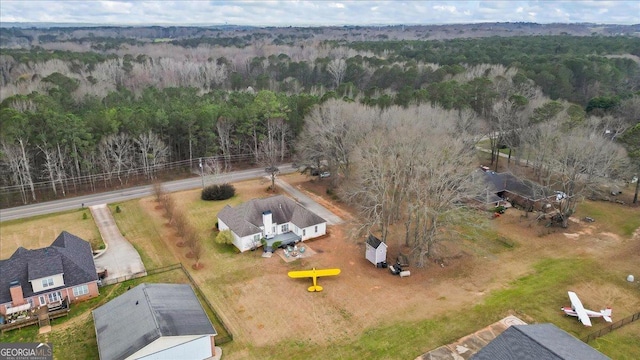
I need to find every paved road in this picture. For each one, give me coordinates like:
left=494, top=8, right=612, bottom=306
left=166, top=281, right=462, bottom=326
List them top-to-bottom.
left=0, top=165, right=296, bottom=222
left=275, top=178, right=344, bottom=225
left=91, top=204, right=146, bottom=285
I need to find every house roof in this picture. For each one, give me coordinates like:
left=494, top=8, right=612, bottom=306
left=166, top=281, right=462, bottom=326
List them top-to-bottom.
left=480, top=171, right=552, bottom=201
left=217, top=195, right=326, bottom=237
left=0, top=231, right=98, bottom=304
left=366, top=234, right=386, bottom=249
left=93, top=283, right=217, bottom=360
left=471, top=324, right=610, bottom=360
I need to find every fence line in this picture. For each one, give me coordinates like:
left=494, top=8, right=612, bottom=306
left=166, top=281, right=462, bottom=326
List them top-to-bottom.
left=0, top=153, right=257, bottom=208
left=131, top=263, right=234, bottom=344
left=178, top=263, right=234, bottom=344
left=583, top=311, right=640, bottom=343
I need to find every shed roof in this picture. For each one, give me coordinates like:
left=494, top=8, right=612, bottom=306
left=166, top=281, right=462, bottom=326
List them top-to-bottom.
left=217, top=195, right=326, bottom=237
left=366, top=234, right=386, bottom=249
left=93, top=283, right=217, bottom=360
left=472, top=323, right=610, bottom=360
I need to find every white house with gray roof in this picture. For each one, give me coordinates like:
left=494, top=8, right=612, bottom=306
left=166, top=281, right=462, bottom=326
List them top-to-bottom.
left=217, top=195, right=327, bottom=252
left=93, top=283, right=219, bottom=360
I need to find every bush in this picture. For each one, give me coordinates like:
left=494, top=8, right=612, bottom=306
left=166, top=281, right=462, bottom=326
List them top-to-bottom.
left=201, top=183, right=236, bottom=201
left=115, top=205, right=121, bottom=213
left=492, top=205, right=506, bottom=214
left=82, top=212, right=88, bottom=220
left=215, top=230, right=234, bottom=245
left=272, top=241, right=282, bottom=249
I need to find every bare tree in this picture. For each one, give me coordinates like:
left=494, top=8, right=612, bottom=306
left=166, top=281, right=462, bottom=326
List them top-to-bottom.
left=327, top=58, right=347, bottom=89
left=335, top=104, right=479, bottom=267
left=216, top=116, right=234, bottom=169
left=258, top=118, right=285, bottom=191
left=533, top=119, right=627, bottom=227
left=135, top=131, right=169, bottom=179
left=97, top=133, right=135, bottom=185
left=2, top=139, right=36, bottom=203
left=37, top=142, right=66, bottom=197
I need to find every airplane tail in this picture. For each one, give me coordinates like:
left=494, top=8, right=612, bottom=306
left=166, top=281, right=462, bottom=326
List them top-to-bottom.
left=601, top=308, right=612, bottom=322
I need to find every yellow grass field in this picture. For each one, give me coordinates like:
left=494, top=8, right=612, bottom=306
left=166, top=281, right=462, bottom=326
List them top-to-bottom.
left=1, top=209, right=102, bottom=259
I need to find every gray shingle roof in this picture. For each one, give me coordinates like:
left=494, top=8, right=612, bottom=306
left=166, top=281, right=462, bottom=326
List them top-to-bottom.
left=481, top=171, right=552, bottom=201
left=217, top=195, right=326, bottom=237
left=0, top=231, right=98, bottom=304
left=366, top=234, right=383, bottom=249
left=93, top=283, right=217, bottom=360
left=472, top=324, right=610, bottom=360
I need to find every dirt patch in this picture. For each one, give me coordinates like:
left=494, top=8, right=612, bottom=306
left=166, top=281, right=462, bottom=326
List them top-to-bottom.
left=137, top=174, right=640, bottom=353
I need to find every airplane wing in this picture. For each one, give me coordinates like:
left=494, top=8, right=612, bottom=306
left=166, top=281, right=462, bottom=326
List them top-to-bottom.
left=287, top=268, right=341, bottom=278
left=314, top=268, right=341, bottom=277
left=288, top=270, right=316, bottom=278
left=568, top=291, right=592, bottom=326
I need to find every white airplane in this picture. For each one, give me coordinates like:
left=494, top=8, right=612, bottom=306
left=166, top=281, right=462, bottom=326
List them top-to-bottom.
left=561, top=291, right=612, bottom=327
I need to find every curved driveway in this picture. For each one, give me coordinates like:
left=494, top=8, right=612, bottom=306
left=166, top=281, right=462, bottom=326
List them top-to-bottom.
left=91, top=204, right=146, bottom=285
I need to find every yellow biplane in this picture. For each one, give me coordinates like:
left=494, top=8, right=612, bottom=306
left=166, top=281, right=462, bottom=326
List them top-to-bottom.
left=288, top=268, right=341, bottom=292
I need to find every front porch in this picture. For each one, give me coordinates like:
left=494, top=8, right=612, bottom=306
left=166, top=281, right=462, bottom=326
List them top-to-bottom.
left=263, top=232, right=302, bottom=252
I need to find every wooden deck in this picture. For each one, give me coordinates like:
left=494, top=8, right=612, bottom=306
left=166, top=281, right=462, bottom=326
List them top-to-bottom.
left=0, top=302, right=70, bottom=333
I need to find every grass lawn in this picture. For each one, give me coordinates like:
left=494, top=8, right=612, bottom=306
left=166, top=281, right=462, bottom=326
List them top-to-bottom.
left=1, top=181, right=638, bottom=360
left=575, top=200, right=640, bottom=237
left=108, top=202, right=178, bottom=268
left=0, top=208, right=103, bottom=258
left=215, top=257, right=639, bottom=360
left=0, top=268, right=228, bottom=359
left=591, top=321, right=640, bottom=360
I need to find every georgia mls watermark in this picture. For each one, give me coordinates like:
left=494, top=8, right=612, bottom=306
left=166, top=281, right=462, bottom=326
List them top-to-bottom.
left=0, top=343, right=52, bottom=360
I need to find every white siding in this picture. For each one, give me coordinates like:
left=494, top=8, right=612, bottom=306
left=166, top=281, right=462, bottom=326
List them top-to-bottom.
left=217, top=219, right=230, bottom=231
left=299, top=222, right=326, bottom=241
left=235, top=233, right=262, bottom=252
left=365, top=243, right=387, bottom=265
left=30, top=273, right=64, bottom=293
left=127, top=335, right=213, bottom=360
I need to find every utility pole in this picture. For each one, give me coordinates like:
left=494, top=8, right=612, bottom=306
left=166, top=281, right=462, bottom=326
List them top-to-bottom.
left=199, top=158, right=205, bottom=189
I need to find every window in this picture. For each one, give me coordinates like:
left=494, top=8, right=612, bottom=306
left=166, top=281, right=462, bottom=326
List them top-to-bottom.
left=281, top=224, right=289, bottom=232
left=314, top=226, right=318, bottom=233
left=253, top=234, right=260, bottom=241
left=41, top=278, right=54, bottom=288
left=73, top=285, right=89, bottom=297
left=47, top=292, right=61, bottom=303
left=39, top=296, right=46, bottom=306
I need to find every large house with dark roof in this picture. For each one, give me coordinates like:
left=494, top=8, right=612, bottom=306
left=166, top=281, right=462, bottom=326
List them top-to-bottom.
left=476, top=170, right=555, bottom=210
left=217, top=195, right=327, bottom=252
left=0, top=231, right=99, bottom=317
left=93, top=283, right=219, bottom=360
left=471, top=323, right=610, bottom=360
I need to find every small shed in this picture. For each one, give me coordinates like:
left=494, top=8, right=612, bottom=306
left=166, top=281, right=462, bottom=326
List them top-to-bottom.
left=365, top=234, right=387, bottom=266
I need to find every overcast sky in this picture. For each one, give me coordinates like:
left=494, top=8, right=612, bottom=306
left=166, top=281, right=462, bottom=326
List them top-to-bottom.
left=1, top=1, right=638, bottom=26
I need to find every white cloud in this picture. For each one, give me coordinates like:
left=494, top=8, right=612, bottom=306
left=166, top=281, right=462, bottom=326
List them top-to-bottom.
left=0, top=0, right=637, bottom=25
left=433, top=5, right=458, bottom=13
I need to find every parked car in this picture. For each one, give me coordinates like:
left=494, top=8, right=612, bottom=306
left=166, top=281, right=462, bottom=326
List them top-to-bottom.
left=265, top=166, right=279, bottom=173
left=320, top=171, right=331, bottom=178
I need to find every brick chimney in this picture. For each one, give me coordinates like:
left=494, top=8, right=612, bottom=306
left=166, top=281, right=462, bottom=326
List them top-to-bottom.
left=9, top=281, right=26, bottom=306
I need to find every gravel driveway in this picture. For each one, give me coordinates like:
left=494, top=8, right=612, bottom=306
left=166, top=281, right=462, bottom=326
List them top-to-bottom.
left=275, top=178, right=344, bottom=225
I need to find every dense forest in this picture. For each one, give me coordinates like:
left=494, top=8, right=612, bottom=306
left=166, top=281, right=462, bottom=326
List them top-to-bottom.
left=1, top=24, right=639, bottom=211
